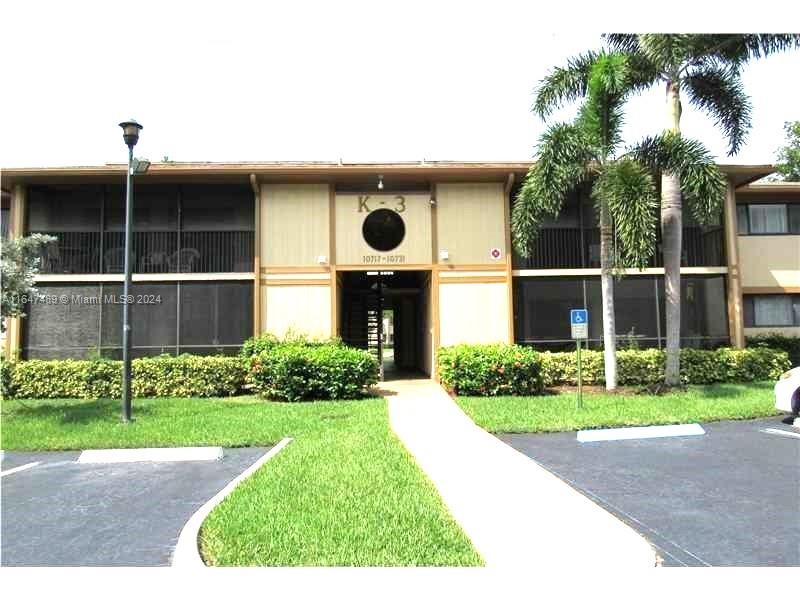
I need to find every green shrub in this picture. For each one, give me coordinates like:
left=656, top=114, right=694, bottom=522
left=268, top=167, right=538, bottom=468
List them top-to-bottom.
left=239, top=331, right=342, bottom=358
left=240, top=333, right=280, bottom=358
left=746, top=333, right=800, bottom=367
left=248, top=344, right=378, bottom=401
left=437, top=344, right=545, bottom=396
left=438, top=344, right=790, bottom=395
left=540, top=347, right=789, bottom=387
left=6, top=354, right=248, bottom=400
left=131, top=354, right=248, bottom=398
left=1, top=356, right=13, bottom=399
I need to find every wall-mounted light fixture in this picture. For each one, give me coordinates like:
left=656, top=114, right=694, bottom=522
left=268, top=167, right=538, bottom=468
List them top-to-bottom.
left=377, top=174, right=384, bottom=190
left=439, top=249, right=449, bottom=261
left=317, top=255, right=328, bottom=265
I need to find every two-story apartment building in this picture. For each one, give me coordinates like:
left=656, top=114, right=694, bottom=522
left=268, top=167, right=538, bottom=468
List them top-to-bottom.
left=1, top=162, right=797, bottom=378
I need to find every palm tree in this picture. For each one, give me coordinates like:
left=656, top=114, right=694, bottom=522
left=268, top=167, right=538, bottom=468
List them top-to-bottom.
left=603, top=34, right=800, bottom=385
left=513, top=53, right=661, bottom=390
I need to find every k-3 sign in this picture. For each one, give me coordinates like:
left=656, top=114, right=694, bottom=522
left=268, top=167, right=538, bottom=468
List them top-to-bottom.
left=357, top=195, right=407, bottom=213
left=570, top=309, right=588, bottom=340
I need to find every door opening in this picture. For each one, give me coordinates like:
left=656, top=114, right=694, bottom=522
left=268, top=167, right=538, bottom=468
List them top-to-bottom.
left=339, top=270, right=432, bottom=380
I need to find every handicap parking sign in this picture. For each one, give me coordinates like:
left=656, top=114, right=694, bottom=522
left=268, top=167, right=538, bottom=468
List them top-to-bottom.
left=570, top=309, right=588, bottom=339
left=570, top=309, right=587, bottom=325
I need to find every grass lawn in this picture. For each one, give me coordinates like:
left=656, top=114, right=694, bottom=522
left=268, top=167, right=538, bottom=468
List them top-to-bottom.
left=455, top=382, right=779, bottom=434
left=0, top=396, right=481, bottom=566
left=200, top=399, right=481, bottom=566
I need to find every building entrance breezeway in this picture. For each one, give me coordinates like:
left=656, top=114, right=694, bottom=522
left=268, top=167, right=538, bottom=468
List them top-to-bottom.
left=338, top=270, right=432, bottom=380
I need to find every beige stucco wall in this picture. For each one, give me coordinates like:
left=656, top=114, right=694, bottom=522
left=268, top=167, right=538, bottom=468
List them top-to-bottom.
left=436, top=183, right=507, bottom=265
left=261, top=184, right=330, bottom=267
left=335, top=193, right=431, bottom=266
left=738, top=235, right=800, bottom=289
left=438, top=281, right=509, bottom=346
left=262, top=284, right=332, bottom=339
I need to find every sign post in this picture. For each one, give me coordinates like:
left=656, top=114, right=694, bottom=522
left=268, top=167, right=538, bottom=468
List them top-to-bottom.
left=570, top=309, right=588, bottom=409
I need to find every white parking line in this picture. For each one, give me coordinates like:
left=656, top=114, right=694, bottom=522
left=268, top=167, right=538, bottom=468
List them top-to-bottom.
left=577, top=423, right=705, bottom=443
left=760, top=428, right=800, bottom=440
left=78, top=447, right=223, bottom=463
left=0, top=462, right=41, bottom=477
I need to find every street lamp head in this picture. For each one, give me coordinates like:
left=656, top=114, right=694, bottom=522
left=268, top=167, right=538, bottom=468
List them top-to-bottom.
left=118, top=119, right=143, bottom=148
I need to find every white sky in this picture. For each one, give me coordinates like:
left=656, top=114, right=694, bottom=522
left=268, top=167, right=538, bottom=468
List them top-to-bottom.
left=1, top=0, right=798, bottom=169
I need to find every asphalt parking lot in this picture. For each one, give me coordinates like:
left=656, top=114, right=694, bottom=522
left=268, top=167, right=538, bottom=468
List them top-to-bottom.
left=500, top=417, right=800, bottom=567
left=1, top=447, right=269, bottom=566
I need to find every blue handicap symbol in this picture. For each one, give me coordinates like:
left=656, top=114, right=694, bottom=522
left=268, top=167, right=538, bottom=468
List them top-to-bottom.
left=570, top=309, right=588, bottom=325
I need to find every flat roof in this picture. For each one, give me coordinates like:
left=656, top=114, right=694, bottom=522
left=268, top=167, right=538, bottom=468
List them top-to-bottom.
left=0, top=161, right=775, bottom=188
left=738, top=180, right=800, bottom=194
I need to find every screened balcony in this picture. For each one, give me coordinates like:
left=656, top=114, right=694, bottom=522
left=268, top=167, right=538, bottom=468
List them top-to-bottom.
left=28, top=184, right=255, bottom=274
left=510, top=188, right=726, bottom=270
left=512, top=226, right=725, bottom=269
left=513, top=274, right=730, bottom=350
left=22, top=281, right=254, bottom=359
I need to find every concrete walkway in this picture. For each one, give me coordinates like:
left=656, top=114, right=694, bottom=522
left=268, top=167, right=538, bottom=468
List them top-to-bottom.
left=384, top=379, right=657, bottom=568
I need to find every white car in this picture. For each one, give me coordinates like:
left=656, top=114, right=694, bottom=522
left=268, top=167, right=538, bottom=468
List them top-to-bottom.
left=775, top=366, right=800, bottom=416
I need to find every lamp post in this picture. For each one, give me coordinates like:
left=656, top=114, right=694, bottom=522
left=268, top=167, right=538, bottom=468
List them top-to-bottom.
left=118, top=119, right=143, bottom=423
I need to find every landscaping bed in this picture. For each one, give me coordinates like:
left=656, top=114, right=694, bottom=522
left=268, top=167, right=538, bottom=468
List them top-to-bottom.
left=455, top=382, right=778, bottom=434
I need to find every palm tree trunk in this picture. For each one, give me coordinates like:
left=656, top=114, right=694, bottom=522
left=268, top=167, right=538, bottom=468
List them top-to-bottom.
left=663, top=80, right=682, bottom=386
left=599, top=201, right=617, bottom=390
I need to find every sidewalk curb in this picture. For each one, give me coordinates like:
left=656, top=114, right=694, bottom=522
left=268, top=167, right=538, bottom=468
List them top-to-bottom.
left=171, top=437, right=293, bottom=567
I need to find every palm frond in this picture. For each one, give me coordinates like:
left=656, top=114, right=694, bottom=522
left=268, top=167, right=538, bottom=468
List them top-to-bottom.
left=603, top=34, right=640, bottom=53
left=637, top=34, right=694, bottom=73
left=690, top=34, right=800, bottom=66
left=533, top=50, right=599, bottom=118
left=624, top=50, right=664, bottom=90
left=577, top=52, right=633, bottom=154
left=588, top=52, right=630, bottom=95
left=683, top=65, right=751, bottom=156
left=577, top=98, right=625, bottom=157
left=512, top=123, right=592, bottom=256
left=629, top=133, right=727, bottom=224
left=593, top=159, right=659, bottom=270
left=511, top=175, right=550, bottom=256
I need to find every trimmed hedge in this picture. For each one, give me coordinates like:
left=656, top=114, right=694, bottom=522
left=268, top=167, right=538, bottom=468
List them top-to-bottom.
left=239, top=332, right=342, bottom=358
left=746, top=333, right=800, bottom=367
left=3, top=335, right=377, bottom=402
left=248, top=343, right=379, bottom=401
left=437, top=344, right=545, bottom=396
left=438, top=344, right=790, bottom=395
left=539, top=347, right=790, bottom=386
left=4, top=355, right=248, bottom=400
